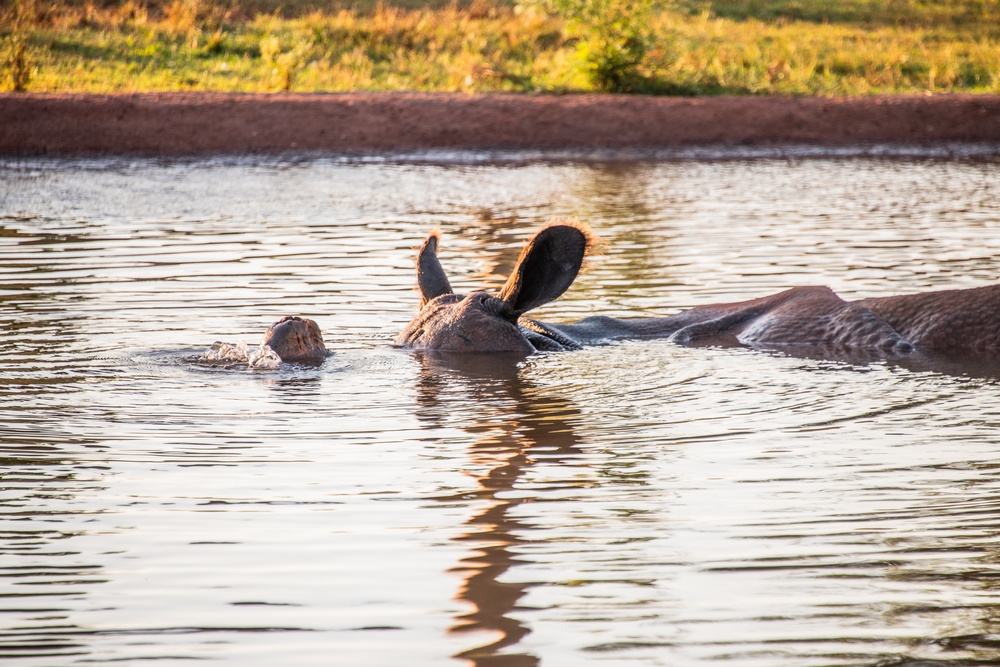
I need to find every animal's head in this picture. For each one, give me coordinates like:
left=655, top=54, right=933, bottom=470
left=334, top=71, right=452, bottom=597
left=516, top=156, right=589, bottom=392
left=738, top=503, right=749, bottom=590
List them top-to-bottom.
left=396, top=221, right=594, bottom=353
left=262, top=316, right=329, bottom=363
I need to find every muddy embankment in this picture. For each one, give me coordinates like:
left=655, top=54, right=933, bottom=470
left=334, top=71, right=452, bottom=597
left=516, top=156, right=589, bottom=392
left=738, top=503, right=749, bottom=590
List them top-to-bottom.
left=1, top=92, right=999, bottom=156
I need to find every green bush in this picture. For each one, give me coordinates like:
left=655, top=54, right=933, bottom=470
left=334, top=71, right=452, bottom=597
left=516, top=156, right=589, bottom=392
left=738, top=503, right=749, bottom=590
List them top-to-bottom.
left=526, top=0, right=662, bottom=93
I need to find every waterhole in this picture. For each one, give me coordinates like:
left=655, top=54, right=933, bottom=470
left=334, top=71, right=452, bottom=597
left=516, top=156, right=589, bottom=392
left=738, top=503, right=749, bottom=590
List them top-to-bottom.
left=2, top=152, right=1000, bottom=666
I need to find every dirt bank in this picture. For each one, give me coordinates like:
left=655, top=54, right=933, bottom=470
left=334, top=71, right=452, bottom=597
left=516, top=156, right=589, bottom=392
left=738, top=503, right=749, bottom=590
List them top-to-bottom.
left=2, top=92, right=999, bottom=156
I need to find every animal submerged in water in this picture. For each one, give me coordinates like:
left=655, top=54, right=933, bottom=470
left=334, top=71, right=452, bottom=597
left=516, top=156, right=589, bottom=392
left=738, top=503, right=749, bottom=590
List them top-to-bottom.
left=396, top=221, right=1000, bottom=356
left=202, top=315, right=329, bottom=368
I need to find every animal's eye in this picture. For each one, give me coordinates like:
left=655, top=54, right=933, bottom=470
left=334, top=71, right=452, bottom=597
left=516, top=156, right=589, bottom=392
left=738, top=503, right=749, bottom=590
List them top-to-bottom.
left=462, top=292, right=489, bottom=305
left=478, top=294, right=513, bottom=317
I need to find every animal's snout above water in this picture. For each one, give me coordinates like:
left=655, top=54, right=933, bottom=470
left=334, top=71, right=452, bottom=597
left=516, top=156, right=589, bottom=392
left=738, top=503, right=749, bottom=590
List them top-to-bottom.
left=262, top=316, right=329, bottom=363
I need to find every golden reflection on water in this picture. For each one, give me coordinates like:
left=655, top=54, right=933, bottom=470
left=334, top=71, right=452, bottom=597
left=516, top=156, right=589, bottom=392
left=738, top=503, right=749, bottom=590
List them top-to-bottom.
left=413, top=353, right=584, bottom=667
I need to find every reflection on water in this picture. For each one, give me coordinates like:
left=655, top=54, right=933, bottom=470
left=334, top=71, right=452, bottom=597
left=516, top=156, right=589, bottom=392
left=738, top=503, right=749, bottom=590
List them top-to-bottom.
left=2, top=153, right=1000, bottom=666
left=414, top=353, right=585, bottom=666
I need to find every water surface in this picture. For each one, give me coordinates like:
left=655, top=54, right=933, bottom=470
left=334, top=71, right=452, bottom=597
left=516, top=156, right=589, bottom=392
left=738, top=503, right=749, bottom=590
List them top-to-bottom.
left=3, top=153, right=1000, bottom=666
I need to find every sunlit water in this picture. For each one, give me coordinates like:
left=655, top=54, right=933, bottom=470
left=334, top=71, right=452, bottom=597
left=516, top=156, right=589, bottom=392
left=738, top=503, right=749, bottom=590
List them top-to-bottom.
left=3, top=153, right=1000, bottom=667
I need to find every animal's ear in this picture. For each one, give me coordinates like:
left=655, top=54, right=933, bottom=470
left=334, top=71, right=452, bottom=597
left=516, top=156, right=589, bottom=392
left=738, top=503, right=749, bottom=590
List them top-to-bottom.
left=498, top=222, right=592, bottom=316
left=416, top=230, right=454, bottom=308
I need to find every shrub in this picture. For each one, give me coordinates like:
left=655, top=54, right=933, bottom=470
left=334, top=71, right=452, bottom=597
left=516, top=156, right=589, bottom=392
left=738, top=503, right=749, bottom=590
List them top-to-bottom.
left=4, top=0, right=37, bottom=91
left=524, top=0, right=662, bottom=93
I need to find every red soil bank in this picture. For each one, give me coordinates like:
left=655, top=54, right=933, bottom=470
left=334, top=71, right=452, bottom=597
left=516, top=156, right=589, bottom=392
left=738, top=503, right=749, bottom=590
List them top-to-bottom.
left=2, top=92, right=999, bottom=156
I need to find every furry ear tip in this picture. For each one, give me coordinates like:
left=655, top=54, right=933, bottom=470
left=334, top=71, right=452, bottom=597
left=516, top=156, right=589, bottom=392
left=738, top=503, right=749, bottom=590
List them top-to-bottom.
left=539, top=217, right=601, bottom=257
left=418, top=228, right=443, bottom=254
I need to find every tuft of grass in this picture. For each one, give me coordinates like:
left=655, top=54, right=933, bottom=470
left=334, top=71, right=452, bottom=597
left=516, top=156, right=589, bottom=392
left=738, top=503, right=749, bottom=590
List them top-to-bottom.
left=3, top=0, right=38, bottom=91
left=12, top=0, right=1000, bottom=95
left=700, top=0, right=1000, bottom=29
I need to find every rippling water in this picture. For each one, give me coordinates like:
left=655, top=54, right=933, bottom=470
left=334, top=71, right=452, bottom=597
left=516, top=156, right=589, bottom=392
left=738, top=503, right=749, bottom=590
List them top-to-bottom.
left=3, top=153, right=1000, bottom=667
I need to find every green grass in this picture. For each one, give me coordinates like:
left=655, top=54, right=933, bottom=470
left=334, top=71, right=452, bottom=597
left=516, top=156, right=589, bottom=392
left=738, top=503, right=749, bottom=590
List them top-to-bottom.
left=3, top=0, right=999, bottom=94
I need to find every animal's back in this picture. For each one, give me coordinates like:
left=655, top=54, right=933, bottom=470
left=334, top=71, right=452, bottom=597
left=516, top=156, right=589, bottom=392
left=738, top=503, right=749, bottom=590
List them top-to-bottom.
left=854, top=284, right=1000, bottom=352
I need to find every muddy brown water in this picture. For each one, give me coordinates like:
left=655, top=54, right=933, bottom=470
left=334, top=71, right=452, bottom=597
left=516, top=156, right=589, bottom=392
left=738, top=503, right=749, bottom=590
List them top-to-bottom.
left=3, top=150, right=1000, bottom=666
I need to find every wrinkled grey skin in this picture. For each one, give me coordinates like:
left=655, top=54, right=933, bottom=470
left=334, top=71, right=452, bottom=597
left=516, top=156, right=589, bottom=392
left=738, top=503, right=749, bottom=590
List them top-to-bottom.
left=396, top=223, right=593, bottom=353
left=397, top=223, right=1000, bottom=355
left=262, top=316, right=329, bottom=363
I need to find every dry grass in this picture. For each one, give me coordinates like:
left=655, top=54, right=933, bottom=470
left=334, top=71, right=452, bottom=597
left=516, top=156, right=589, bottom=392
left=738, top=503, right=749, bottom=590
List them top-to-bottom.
left=4, top=0, right=999, bottom=94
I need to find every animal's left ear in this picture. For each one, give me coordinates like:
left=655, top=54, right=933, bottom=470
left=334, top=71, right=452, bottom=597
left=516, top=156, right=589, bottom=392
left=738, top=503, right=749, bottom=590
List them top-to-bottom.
left=498, top=222, right=592, bottom=316
left=416, top=230, right=454, bottom=308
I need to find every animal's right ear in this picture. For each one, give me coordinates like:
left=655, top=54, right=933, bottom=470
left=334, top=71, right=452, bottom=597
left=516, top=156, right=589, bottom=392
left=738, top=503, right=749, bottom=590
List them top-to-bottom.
left=498, top=221, right=592, bottom=316
left=416, top=230, right=454, bottom=308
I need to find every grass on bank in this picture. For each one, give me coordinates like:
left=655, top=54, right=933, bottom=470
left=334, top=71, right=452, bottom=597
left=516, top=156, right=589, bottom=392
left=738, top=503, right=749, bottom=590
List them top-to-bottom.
left=2, top=0, right=999, bottom=94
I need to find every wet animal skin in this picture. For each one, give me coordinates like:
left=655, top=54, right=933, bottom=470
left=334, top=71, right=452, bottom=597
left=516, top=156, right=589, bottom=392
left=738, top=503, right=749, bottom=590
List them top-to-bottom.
left=396, top=221, right=1000, bottom=355
left=262, top=316, right=329, bottom=363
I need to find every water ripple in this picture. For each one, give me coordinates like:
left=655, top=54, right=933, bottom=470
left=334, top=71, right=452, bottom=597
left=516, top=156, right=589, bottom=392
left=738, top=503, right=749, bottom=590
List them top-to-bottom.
left=3, top=155, right=1000, bottom=666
